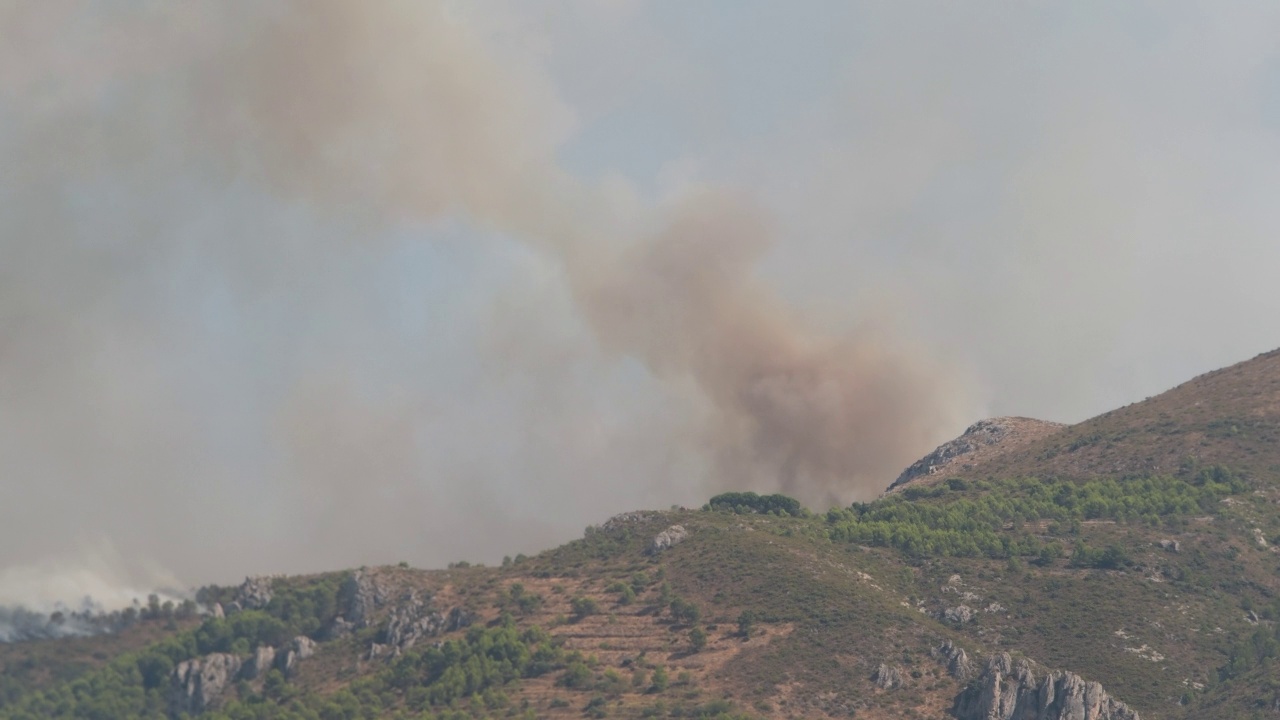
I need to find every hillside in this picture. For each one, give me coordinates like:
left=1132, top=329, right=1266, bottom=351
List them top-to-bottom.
left=3, top=348, right=1280, bottom=720
left=894, top=348, right=1280, bottom=489
left=888, top=417, right=1068, bottom=491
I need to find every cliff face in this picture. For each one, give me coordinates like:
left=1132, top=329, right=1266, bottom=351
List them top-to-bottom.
left=952, top=653, right=1140, bottom=720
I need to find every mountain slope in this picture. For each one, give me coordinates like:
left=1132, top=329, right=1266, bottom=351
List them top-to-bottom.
left=895, top=348, right=1280, bottom=489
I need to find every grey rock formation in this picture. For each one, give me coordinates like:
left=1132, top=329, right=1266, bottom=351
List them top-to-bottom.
left=890, top=417, right=1066, bottom=491
left=602, top=510, right=660, bottom=532
left=650, top=525, right=689, bottom=553
left=1158, top=539, right=1181, bottom=553
left=338, top=570, right=387, bottom=629
left=235, top=576, right=275, bottom=610
left=384, top=591, right=444, bottom=649
left=377, top=592, right=474, bottom=655
left=210, top=602, right=224, bottom=619
left=945, top=605, right=976, bottom=624
left=446, top=606, right=474, bottom=632
left=324, top=616, right=355, bottom=640
left=280, top=635, right=317, bottom=676
left=293, top=635, right=317, bottom=659
left=933, top=639, right=975, bottom=682
left=367, top=642, right=394, bottom=660
left=243, top=645, right=277, bottom=679
left=171, top=653, right=243, bottom=714
left=952, top=653, right=1140, bottom=720
left=872, top=663, right=903, bottom=690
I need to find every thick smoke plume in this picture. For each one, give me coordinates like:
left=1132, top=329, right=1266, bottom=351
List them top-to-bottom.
left=2, top=0, right=982, bottom=603
left=167, top=1, right=960, bottom=504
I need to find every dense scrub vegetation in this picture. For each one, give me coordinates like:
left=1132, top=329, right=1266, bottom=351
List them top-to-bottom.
left=825, top=468, right=1246, bottom=560
left=704, top=492, right=804, bottom=517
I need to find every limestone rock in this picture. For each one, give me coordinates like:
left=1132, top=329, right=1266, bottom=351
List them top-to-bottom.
left=889, top=417, right=1066, bottom=491
left=602, top=510, right=660, bottom=532
left=650, top=525, right=689, bottom=553
left=1158, top=539, right=1181, bottom=553
left=338, top=570, right=387, bottom=629
left=235, top=576, right=275, bottom=610
left=384, top=591, right=443, bottom=650
left=379, top=592, right=474, bottom=652
left=210, top=602, right=224, bottom=619
left=945, top=605, right=976, bottom=624
left=446, top=606, right=474, bottom=632
left=323, top=616, right=355, bottom=640
left=280, top=635, right=317, bottom=676
left=293, top=635, right=317, bottom=659
left=933, top=639, right=975, bottom=682
left=367, top=642, right=394, bottom=661
left=242, top=645, right=276, bottom=679
left=951, top=652, right=1140, bottom=720
left=171, top=653, right=243, bottom=714
left=872, top=663, right=903, bottom=690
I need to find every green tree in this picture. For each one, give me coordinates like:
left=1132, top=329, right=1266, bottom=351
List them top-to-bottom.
left=570, top=596, right=600, bottom=619
left=688, top=625, right=707, bottom=652
left=650, top=665, right=669, bottom=693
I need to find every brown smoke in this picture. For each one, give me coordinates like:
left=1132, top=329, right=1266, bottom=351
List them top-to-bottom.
left=0, top=0, right=968, bottom=596
left=184, top=0, right=962, bottom=507
left=580, top=193, right=957, bottom=505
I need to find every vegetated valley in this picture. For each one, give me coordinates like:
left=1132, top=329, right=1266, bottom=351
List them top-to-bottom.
left=4, top=349, right=1280, bottom=720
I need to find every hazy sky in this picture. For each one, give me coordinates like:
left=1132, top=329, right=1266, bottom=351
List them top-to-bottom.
left=2, top=1, right=1279, bottom=605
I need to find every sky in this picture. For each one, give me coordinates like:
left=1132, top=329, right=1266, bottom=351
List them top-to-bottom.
left=2, top=1, right=1279, bottom=608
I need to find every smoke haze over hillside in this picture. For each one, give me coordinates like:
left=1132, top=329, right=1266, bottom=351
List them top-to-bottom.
left=2, top=1, right=1280, bottom=604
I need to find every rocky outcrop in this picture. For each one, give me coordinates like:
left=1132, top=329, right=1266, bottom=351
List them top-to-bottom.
left=890, top=417, right=1066, bottom=491
left=602, top=510, right=661, bottom=532
left=650, top=525, right=689, bottom=553
left=335, top=570, right=387, bottom=630
left=234, top=576, right=275, bottom=610
left=373, top=591, right=473, bottom=657
left=382, top=591, right=468, bottom=650
left=945, top=605, right=976, bottom=625
left=323, top=616, right=356, bottom=640
left=280, top=636, right=317, bottom=676
left=933, top=639, right=975, bottom=682
left=243, top=645, right=277, bottom=679
left=171, top=653, right=243, bottom=714
left=952, top=653, right=1140, bottom=720
left=872, top=663, right=903, bottom=690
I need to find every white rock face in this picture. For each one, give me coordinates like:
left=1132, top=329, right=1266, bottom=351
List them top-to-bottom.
left=650, top=525, right=689, bottom=553
left=281, top=635, right=319, bottom=676
left=243, top=645, right=277, bottom=679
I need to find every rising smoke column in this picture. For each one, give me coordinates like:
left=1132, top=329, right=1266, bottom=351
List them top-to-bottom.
left=0, top=0, right=968, bottom=602
left=182, top=0, right=964, bottom=506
